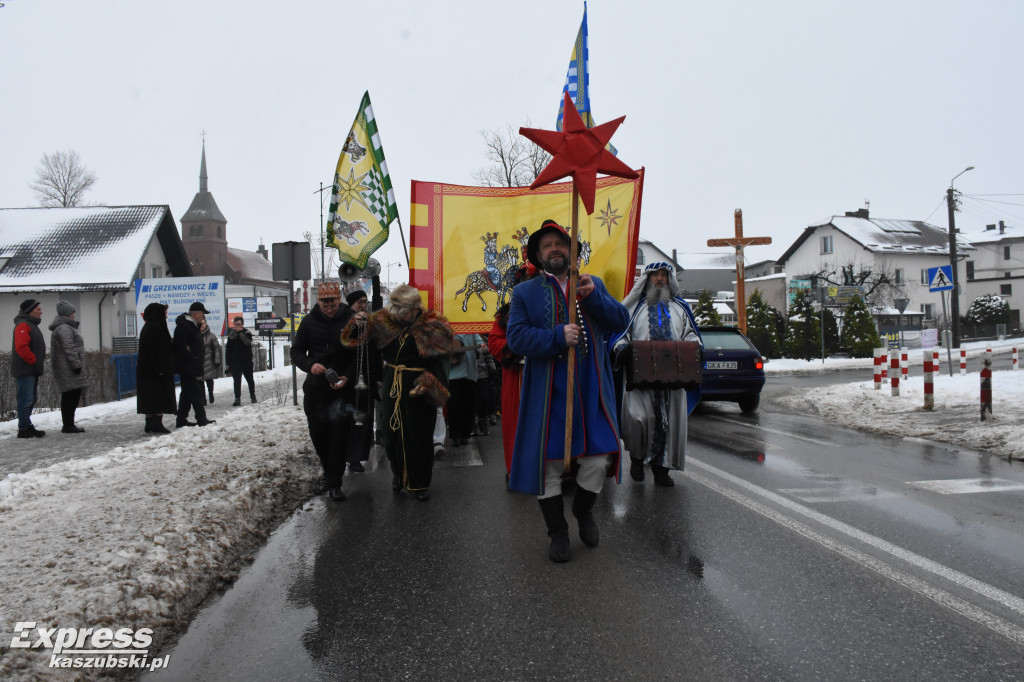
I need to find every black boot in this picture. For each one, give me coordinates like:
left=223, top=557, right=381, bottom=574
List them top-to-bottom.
left=144, top=416, right=155, bottom=433
left=151, top=417, right=171, bottom=434
left=629, top=458, right=645, bottom=482
left=652, top=465, right=676, bottom=487
left=571, top=488, right=600, bottom=547
left=537, top=495, right=570, bottom=563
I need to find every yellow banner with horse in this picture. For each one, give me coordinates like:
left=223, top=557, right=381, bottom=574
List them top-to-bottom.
left=408, top=170, right=645, bottom=333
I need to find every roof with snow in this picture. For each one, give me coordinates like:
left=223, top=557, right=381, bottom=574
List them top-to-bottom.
left=0, top=205, right=192, bottom=292
left=777, top=209, right=974, bottom=265
left=960, top=223, right=1024, bottom=244
left=226, top=247, right=273, bottom=282
left=673, top=251, right=736, bottom=270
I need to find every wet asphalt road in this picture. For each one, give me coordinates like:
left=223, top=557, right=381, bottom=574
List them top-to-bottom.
left=144, top=376, right=1024, bottom=681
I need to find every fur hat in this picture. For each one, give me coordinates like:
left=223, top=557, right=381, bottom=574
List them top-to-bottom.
left=525, top=219, right=570, bottom=268
left=317, top=280, right=341, bottom=299
left=388, top=284, right=424, bottom=313
left=345, top=289, right=368, bottom=306
left=19, top=298, right=41, bottom=315
left=56, top=300, right=76, bottom=317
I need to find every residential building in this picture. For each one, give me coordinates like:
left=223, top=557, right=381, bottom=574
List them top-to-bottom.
left=0, top=205, right=192, bottom=350
left=777, top=208, right=973, bottom=330
left=961, top=221, right=1023, bottom=331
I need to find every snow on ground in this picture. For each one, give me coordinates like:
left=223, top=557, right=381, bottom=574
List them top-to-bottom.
left=768, top=337, right=1024, bottom=462
left=1, top=340, right=1023, bottom=679
left=0, top=368, right=322, bottom=681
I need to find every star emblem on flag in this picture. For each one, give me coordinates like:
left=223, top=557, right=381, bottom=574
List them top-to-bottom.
left=520, top=91, right=637, bottom=214
left=334, top=168, right=374, bottom=213
left=598, top=198, right=621, bottom=235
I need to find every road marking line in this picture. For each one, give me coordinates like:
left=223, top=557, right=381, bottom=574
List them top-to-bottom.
left=703, top=415, right=840, bottom=447
left=689, top=457, right=1024, bottom=618
left=689, top=469, right=1024, bottom=645
left=909, top=478, right=1024, bottom=495
left=779, top=486, right=898, bottom=504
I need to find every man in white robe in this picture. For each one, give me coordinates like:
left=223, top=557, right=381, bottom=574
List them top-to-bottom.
left=612, top=262, right=702, bottom=487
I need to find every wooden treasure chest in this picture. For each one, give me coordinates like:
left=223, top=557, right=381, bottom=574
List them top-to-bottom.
left=624, top=340, right=702, bottom=391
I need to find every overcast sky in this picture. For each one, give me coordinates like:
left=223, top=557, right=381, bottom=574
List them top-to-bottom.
left=2, top=0, right=1021, bottom=280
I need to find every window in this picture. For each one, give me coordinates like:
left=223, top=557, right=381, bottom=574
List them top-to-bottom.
left=190, top=225, right=204, bottom=237
left=217, top=226, right=222, bottom=239
left=821, top=235, right=833, bottom=254
left=1005, top=246, right=1011, bottom=260
left=637, top=251, right=645, bottom=265
left=966, top=261, right=975, bottom=281
left=151, top=266, right=162, bottom=278
left=894, top=268, right=904, bottom=285
left=920, top=269, right=929, bottom=285
left=1006, top=272, right=1012, bottom=279
left=1001, top=284, right=1012, bottom=296
left=921, top=303, right=935, bottom=319
left=125, top=313, right=136, bottom=336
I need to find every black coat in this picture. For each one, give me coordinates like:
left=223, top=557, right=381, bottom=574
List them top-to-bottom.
left=136, top=303, right=177, bottom=415
left=290, top=303, right=356, bottom=400
left=172, top=313, right=205, bottom=378
left=225, top=328, right=255, bottom=371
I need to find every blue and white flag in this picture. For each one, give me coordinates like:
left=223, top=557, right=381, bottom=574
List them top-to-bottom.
left=555, top=3, right=617, bottom=155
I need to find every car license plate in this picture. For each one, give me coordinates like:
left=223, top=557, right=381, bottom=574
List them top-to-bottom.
left=705, top=361, right=737, bottom=370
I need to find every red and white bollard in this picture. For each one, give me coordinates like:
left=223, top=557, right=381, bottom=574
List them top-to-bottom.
left=880, top=347, right=889, bottom=383
left=1013, top=347, right=1019, bottom=370
left=873, top=349, right=883, bottom=390
left=933, top=349, right=941, bottom=372
left=960, top=349, right=967, bottom=376
left=890, top=350, right=900, bottom=397
left=923, top=350, right=934, bottom=410
left=901, top=351, right=908, bottom=381
left=980, top=357, right=992, bottom=421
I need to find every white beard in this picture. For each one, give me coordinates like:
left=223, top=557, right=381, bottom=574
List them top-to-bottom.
left=645, top=284, right=671, bottom=306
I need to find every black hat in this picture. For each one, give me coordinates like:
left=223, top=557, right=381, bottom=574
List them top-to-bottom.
left=525, top=219, right=570, bottom=268
left=345, top=289, right=368, bottom=306
left=19, top=298, right=40, bottom=314
left=188, top=301, right=211, bottom=314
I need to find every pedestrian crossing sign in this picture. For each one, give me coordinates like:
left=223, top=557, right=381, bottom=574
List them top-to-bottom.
left=928, top=265, right=954, bottom=292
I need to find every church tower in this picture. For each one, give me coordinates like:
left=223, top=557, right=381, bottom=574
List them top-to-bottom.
left=180, top=141, right=228, bottom=277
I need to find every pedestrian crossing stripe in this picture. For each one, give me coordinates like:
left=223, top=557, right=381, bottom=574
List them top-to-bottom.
left=909, top=478, right=1024, bottom=495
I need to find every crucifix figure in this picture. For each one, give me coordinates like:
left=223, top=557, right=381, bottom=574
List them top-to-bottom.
left=706, top=209, right=772, bottom=334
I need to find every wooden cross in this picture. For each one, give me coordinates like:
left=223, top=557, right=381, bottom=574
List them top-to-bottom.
left=706, top=209, right=772, bottom=334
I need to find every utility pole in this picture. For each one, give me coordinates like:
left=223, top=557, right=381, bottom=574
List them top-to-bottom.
left=947, top=166, right=974, bottom=348
left=314, top=182, right=331, bottom=280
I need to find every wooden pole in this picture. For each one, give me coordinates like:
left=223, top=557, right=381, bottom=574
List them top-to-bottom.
left=564, top=184, right=581, bottom=474
left=734, top=210, right=748, bottom=334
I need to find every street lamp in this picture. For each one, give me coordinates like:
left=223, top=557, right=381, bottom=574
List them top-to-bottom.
left=947, top=165, right=974, bottom=348
left=386, top=261, right=403, bottom=290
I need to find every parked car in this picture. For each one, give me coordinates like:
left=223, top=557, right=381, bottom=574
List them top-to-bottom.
left=698, top=326, right=766, bottom=413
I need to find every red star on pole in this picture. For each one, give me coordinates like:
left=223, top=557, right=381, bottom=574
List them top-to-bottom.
left=519, top=91, right=638, bottom=215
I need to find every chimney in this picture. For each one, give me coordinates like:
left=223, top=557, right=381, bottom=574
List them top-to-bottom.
left=844, top=208, right=869, bottom=219
left=1000, top=220, right=1006, bottom=235
left=986, top=224, right=996, bottom=231
left=257, top=243, right=269, bottom=260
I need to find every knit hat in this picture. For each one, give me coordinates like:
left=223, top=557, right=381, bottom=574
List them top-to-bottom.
left=317, top=280, right=341, bottom=300
left=345, top=289, right=367, bottom=306
left=19, top=298, right=40, bottom=315
left=56, top=300, right=76, bottom=317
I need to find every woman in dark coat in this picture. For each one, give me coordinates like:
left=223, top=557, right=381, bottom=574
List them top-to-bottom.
left=136, top=302, right=177, bottom=434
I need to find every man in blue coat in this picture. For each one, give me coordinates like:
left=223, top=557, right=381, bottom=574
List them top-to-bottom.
left=507, top=219, right=629, bottom=562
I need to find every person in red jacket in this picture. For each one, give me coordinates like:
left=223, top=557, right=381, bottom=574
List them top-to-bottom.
left=487, top=265, right=537, bottom=482
left=11, top=298, right=47, bottom=438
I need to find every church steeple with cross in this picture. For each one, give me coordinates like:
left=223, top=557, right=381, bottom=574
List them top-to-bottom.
left=181, top=138, right=229, bottom=277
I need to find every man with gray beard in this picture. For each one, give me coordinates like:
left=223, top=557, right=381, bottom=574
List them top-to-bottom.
left=611, top=262, right=702, bottom=487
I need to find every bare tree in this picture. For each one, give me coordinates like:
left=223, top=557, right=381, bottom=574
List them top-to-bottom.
left=472, top=121, right=551, bottom=188
left=29, top=150, right=97, bottom=207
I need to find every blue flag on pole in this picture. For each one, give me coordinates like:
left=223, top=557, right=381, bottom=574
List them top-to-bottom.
left=556, top=2, right=617, bottom=155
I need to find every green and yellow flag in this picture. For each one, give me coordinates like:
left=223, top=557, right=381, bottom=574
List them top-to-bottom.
left=327, top=91, right=397, bottom=268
